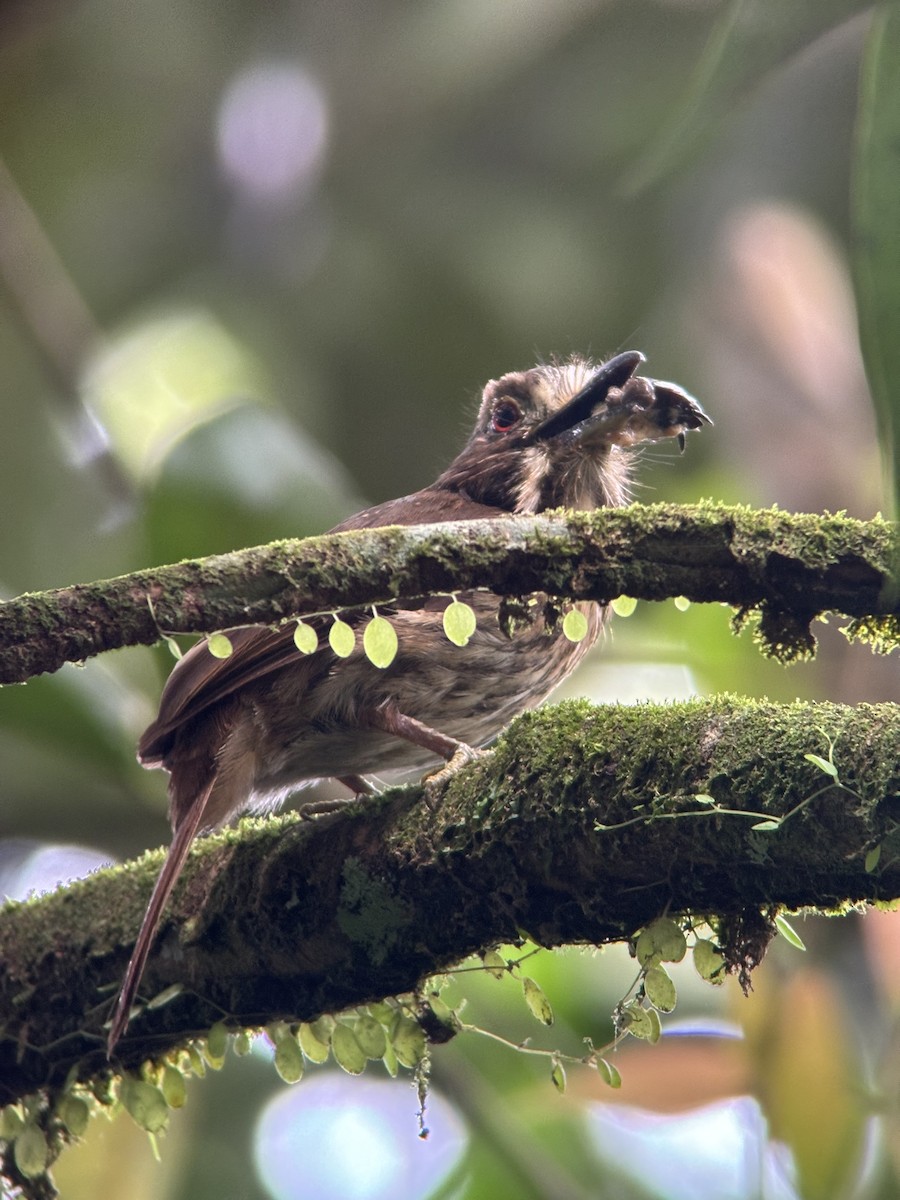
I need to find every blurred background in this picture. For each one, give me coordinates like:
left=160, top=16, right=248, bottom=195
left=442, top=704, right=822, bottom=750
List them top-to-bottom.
left=1, top=1, right=898, bottom=1198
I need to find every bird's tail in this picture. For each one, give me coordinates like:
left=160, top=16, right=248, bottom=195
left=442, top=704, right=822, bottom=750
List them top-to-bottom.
left=106, top=779, right=213, bottom=1057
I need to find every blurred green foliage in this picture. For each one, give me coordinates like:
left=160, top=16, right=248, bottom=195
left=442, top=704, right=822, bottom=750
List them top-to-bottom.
left=1, top=2, right=898, bottom=1198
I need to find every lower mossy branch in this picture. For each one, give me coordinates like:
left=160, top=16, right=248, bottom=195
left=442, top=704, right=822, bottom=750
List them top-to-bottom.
left=0, top=502, right=897, bottom=683
left=0, top=695, right=897, bottom=1102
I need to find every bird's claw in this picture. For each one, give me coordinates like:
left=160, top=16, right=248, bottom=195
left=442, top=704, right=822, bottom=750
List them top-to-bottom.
left=423, top=742, right=486, bottom=804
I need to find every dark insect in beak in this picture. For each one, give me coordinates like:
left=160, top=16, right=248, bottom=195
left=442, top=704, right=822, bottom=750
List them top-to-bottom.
left=528, top=351, right=644, bottom=443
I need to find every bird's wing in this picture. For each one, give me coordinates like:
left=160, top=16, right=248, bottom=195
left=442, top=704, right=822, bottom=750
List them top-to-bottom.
left=139, top=487, right=507, bottom=764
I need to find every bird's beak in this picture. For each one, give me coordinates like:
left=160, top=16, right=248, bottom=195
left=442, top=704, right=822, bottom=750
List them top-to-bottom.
left=531, top=350, right=711, bottom=450
left=530, top=351, right=644, bottom=443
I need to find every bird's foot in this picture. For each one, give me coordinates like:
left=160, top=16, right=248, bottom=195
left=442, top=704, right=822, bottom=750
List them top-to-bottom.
left=423, top=742, right=486, bottom=804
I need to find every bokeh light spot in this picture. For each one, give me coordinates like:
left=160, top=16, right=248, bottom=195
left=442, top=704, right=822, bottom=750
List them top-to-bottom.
left=217, top=62, right=329, bottom=202
left=254, top=1074, right=467, bottom=1200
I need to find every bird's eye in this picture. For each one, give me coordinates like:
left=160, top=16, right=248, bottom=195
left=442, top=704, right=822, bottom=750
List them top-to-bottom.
left=491, top=399, right=521, bottom=433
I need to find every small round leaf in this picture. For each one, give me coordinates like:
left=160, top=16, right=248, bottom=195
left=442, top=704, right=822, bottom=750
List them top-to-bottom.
left=611, top=595, right=637, bottom=617
left=443, top=600, right=477, bottom=646
left=562, top=608, right=589, bottom=643
left=363, top=615, right=398, bottom=668
left=329, top=618, right=355, bottom=658
left=293, top=621, right=318, bottom=654
left=207, top=632, right=234, bottom=659
left=164, top=636, right=183, bottom=660
left=635, top=918, right=687, bottom=968
left=692, top=938, right=726, bottom=984
left=482, top=949, right=507, bottom=979
left=644, top=965, right=677, bottom=1013
left=522, top=976, right=553, bottom=1026
left=621, top=1003, right=654, bottom=1041
left=354, top=1015, right=388, bottom=1060
left=391, top=1017, right=426, bottom=1069
left=206, top=1021, right=228, bottom=1064
left=298, top=1022, right=331, bottom=1064
left=332, top=1023, right=367, bottom=1075
left=274, top=1033, right=304, bottom=1084
left=382, top=1040, right=399, bottom=1078
left=186, top=1045, right=206, bottom=1077
left=596, top=1058, right=622, bottom=1089
left=550, top=1059, right=567, bottom=1093
left=161, top=1066, right=187, bottom=1109
left=122, top=1078, right=169, bottom=1134
left=57, top=1095, right=90, bottom=1137
left=0, top=1105, right=25, bottom=1140
left=14, top=1124, right=49, bottom=1179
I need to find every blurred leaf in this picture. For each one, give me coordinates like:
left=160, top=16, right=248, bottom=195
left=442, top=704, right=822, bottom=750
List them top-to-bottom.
left=627, top=0, right=873, bottom=192
left=854, top=4, right=900, bottom=518
left=81, top=310, right=265, bottom=481
left=145, top=405, right=365, bottom=562
left=0, top=666, right=146, bottom=785
left=775, top=914, right=807, bottom=951
left=761, top=970, right=865, bottom=1200
left=550, top=1059, right=566, bottom=1094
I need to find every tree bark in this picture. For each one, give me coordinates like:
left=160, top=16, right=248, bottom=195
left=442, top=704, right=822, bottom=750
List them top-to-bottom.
left=1, top=502, right=898, bottom=684
left=0, top=696, right=897, bottom=1103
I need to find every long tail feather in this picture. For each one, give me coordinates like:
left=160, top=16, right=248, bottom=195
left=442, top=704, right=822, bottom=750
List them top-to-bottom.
left=107, top=779, right=213, bottom=1056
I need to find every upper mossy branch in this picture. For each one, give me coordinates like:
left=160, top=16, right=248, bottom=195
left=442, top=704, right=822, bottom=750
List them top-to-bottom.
left=0, top=502, right=898, bottom=683
left=0, top=696, right=898, bottom=1101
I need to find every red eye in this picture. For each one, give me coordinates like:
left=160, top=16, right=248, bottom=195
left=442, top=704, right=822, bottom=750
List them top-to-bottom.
left=491, top=400, right=521, bottom=432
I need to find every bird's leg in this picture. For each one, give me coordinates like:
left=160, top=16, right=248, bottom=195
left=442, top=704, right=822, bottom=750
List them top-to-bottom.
left=367, top=699, right=486, bottom=796
left=297, top=774, right=376, bottom=819
left=338, top=774, right=376, bottom=795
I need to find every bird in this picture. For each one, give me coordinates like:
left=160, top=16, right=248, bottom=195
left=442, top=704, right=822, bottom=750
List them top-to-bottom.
left=107, top=350, right=710, bottom=1053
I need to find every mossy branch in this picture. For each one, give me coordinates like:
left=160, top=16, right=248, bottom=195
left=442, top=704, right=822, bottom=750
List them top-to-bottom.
left=1, top=501, right=898, bottom=684
left=1, top=696, right=898, bottom=1102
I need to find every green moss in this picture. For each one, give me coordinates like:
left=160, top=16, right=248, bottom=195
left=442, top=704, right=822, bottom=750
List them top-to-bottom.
left=336, top=857, right=412, bottom=965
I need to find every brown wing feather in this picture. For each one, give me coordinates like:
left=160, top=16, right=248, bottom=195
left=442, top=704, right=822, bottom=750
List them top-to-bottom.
left=139, top=487, right=505, bottom=766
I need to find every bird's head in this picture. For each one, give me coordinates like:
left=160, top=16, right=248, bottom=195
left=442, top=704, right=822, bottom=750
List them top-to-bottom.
left=436, top=351, right=711, bottom=513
